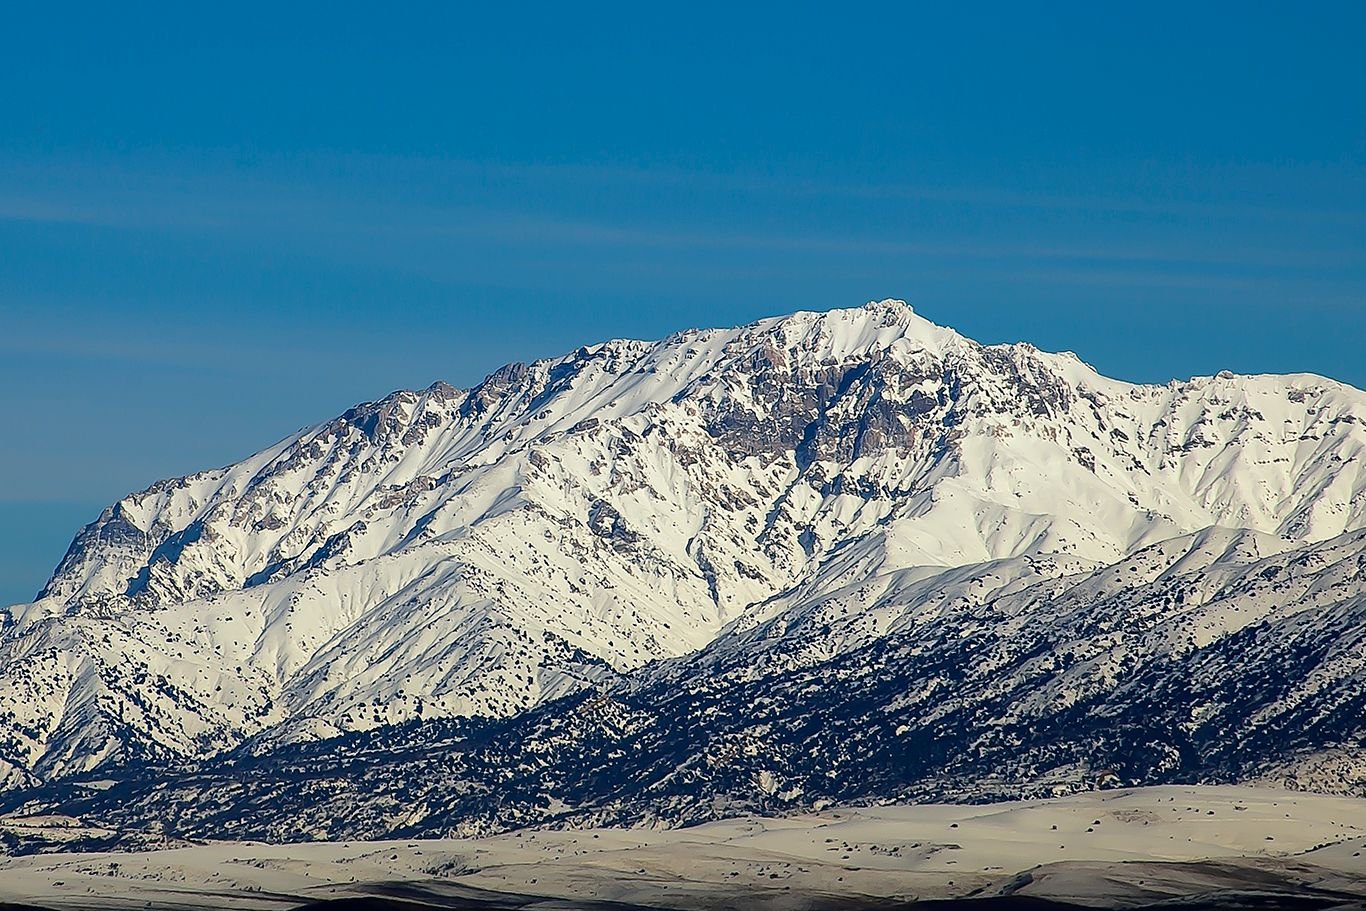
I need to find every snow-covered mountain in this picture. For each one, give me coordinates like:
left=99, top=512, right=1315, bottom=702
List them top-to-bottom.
left=3, top=300, right=1366, bottom=799
left=20, top=526, right=1366, bottom=843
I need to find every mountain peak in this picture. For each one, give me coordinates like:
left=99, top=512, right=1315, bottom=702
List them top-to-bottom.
left=856, top=297, right=918, bottom=320
left=740, top=298, right=968, bottom=367
left=4, top=299, right=1366, bottom=792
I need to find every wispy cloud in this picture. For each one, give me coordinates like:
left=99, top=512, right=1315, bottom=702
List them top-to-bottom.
left=296, top=152, right=1366, bottom=226
left=3, top=156, right=1363, bottom=280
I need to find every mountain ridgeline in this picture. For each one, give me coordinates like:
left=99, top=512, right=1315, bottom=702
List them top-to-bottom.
left=2, top=301, right=1365, bottom=839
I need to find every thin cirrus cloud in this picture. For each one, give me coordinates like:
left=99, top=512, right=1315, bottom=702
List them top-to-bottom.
left=1, top=157, right=1361, bottom=284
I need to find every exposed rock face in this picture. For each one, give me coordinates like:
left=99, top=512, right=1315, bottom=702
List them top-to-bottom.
left=3, top=300, right=1366, bottom=801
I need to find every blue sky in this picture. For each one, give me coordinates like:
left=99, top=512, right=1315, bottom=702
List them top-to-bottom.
left=2, top=2, right=1364, bottom=604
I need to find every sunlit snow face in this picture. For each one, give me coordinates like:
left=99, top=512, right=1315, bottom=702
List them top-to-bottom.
left=3, top=303, right=1365, bottom=812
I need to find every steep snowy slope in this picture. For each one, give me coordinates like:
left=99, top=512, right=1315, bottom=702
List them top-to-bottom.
left=3, top=300, right=1365, bottom=790
left=14, top=527, right=1366, bottom=842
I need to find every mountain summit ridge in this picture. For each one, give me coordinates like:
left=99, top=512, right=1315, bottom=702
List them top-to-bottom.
left=3, top=300, right=1365, bottom=794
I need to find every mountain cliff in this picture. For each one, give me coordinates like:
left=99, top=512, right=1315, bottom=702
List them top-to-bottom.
left=3, top=300, right=1365, bottom=803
